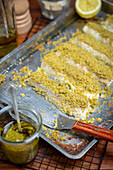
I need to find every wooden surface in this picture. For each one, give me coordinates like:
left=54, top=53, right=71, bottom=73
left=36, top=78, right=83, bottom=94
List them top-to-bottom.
left=0, top=0, right=113, bottom=169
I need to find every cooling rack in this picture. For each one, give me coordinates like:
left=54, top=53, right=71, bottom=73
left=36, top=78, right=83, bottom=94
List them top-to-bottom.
left=0, top=16, right=111, bottom=170
left=23, top=16, right=51, bottom=42
left=0, top=138, right=108, bottom=170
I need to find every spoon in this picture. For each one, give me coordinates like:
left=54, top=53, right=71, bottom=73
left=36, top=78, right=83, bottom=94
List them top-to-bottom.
left=8, top=85, right=22, bottom=131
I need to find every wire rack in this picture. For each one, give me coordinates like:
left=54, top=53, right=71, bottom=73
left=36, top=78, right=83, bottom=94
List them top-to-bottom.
left=0, top=16, right=110, bottom=170
left=23, top=16, right=51, bottom=42
left=0, top=138, right=108, bottom=170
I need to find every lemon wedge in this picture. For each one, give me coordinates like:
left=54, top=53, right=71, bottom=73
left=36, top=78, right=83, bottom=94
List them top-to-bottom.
left=75, top=0, right=102, bottom=19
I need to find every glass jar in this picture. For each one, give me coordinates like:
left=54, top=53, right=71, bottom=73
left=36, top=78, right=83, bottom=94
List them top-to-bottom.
left=0, top=0, right=17, bottom=58
left=38, top=0, right=72, bottom=20
left=0, top=105, right=42, bottom=164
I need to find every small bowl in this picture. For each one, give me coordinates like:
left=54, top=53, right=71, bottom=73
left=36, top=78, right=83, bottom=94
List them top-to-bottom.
left=38, top=0, right=72, bottom=20
left=0, top=105, right=42, bottom=164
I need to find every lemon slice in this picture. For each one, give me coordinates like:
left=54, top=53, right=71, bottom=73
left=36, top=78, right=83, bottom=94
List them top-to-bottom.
left=75, top=0, right=102, bottom=19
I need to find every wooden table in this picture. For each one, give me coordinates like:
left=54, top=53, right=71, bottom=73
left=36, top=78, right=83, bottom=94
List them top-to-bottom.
left=0, top=0, right=113, bottom=169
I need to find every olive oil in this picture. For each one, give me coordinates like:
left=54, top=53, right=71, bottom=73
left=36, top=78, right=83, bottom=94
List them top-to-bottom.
left=0, top=25, right=17, bottom=58
left=1, top=120, right=39, bottom=164
left=2, top=120, right=36, bottom=142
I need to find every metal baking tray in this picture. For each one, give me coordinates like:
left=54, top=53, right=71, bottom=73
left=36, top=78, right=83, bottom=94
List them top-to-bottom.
left=0, top=0, right=113, bottom=159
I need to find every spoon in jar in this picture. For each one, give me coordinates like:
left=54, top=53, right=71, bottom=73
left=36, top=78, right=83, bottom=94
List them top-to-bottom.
left=8, top=85, right=22, bottom=132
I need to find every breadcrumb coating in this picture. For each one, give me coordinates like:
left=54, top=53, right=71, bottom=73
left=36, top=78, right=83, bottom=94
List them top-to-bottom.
left=101, top=14, right=113, bottom=33
left=106, top=14, right=113, bottom=25
left=83, top=22, right=113, bottom=46
left=84, top=22, right=113, bottom=39
left=74, top=31, right=113, bottom=62
left=54, top=40, right=113, bottom=81
left=42, top=52, right=102, bottom=94
left=29, top=68, right=90, bottom=118
left=30, top=68, right=88, bottom=108
left=0, top=74, right=6, bottom=84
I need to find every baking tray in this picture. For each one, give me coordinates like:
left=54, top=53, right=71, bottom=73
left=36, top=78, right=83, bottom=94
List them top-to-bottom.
left=0, top=0, right=113, bottom=159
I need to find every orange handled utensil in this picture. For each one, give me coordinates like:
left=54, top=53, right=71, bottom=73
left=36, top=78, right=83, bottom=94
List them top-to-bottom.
left=42, top=113, right=113, bottom=142
left=72, top=121, right=113, bottom=142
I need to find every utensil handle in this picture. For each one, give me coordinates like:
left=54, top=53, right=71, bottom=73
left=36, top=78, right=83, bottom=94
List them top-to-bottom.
left=8, top=85, right=21, bottom=131
left=72, top=121, right=113, bottom=142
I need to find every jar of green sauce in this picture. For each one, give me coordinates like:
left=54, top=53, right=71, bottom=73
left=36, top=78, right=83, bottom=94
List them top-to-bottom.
left=0, top=105, right=42, bottom=164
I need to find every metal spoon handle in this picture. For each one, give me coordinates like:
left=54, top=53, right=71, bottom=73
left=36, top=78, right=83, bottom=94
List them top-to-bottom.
left=8, top=85, right=21, bottom=131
